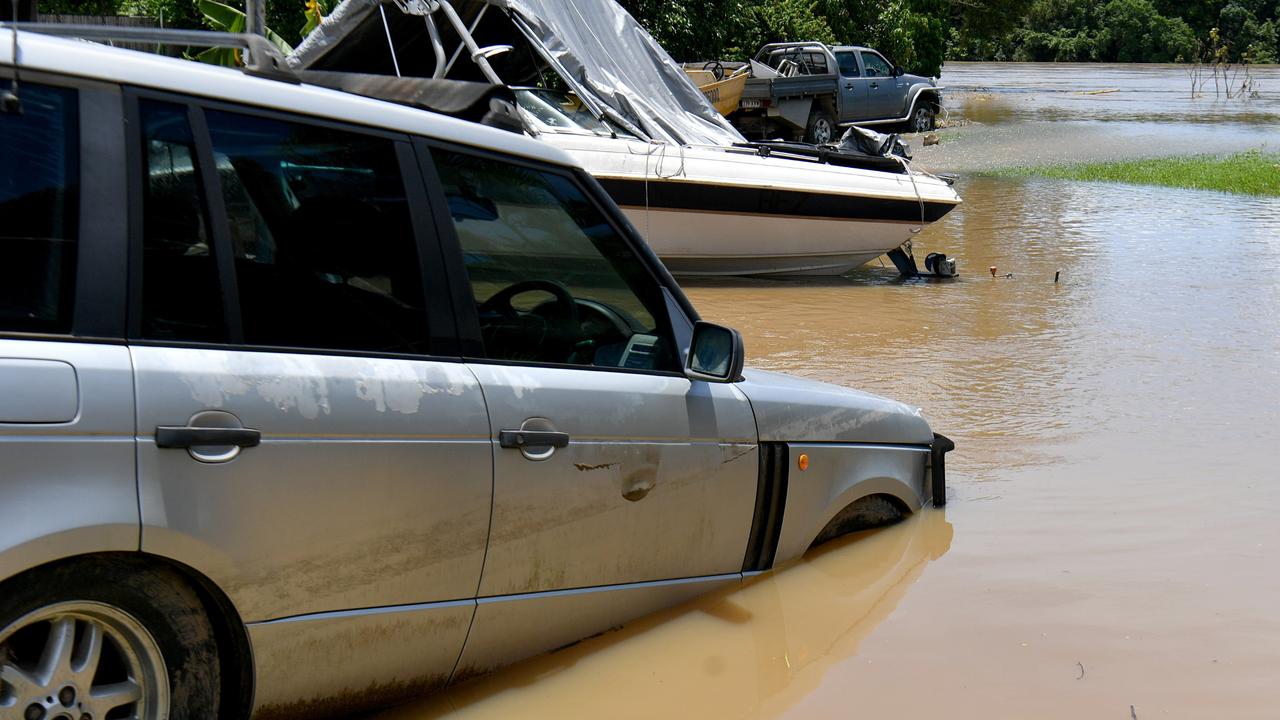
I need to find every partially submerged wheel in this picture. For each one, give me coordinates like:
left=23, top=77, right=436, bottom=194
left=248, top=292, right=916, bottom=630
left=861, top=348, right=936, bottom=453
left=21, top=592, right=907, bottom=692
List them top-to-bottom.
left=907, top=99, right=936, bottom=133
left=804, top=109, right=835, bottom=145
left=0, top=558, right=220, bottom=719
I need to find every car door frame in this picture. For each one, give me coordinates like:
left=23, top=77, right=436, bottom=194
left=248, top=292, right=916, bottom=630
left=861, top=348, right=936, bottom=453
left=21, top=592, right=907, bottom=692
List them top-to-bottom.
left=832, top=49, right=868, bottom=123
left=858, top=49, right=899, bottom=119
left=120, top=87, right=495, bottom=713
left=415, top=137, right=764, bottom=676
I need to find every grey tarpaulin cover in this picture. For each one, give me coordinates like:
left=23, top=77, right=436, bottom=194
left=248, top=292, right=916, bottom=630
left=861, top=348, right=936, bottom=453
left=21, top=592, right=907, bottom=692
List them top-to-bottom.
left=289, top=0, right=746, bottom=147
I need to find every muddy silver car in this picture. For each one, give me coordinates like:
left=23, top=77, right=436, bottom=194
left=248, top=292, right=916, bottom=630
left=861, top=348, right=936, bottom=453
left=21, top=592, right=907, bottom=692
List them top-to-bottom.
left=0, top=31, right=951, bottom=719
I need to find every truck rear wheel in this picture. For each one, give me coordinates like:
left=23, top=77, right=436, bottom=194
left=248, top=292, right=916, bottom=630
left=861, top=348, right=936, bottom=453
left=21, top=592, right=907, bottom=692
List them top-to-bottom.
left=804, top=109, right=835, bottom=145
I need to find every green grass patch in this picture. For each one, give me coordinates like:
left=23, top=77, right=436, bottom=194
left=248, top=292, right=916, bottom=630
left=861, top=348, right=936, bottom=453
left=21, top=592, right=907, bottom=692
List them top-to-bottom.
left=984, top=151, right=1280, bottom=196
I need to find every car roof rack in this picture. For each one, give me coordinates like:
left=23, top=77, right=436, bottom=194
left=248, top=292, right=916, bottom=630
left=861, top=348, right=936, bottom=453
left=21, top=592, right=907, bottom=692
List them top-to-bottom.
left=1, top=0, right=297, bottom=82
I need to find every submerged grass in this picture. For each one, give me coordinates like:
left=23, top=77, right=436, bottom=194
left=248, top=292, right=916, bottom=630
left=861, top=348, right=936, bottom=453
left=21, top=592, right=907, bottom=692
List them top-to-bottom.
left=985, top=151, right=1280, bottom=196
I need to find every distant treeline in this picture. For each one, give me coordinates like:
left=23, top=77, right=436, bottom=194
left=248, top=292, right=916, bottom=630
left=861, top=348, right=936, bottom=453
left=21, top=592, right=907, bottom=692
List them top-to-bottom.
left=32, top=0, right=1280, bottom=77
left=619, top=0, right=1279, bottom=74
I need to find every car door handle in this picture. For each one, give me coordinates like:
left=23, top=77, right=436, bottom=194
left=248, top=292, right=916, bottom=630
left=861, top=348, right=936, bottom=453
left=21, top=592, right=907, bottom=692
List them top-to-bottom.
left=844, top=82, right=854, bottom=89
left=870, top=82, right=879, bottom=89
left=155, top=426, right=262, bottom=449
left=498, top=429, right=570, bottom=449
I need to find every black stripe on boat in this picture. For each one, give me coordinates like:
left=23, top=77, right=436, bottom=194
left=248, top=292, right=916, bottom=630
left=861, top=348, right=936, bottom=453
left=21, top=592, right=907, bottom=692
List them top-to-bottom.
left=598, top=177, right=957, bottom=224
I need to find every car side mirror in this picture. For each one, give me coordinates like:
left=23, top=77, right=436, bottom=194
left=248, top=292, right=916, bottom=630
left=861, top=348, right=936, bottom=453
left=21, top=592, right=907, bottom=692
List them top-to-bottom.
left=893, top=65, right=905, bottom=77
left=685, top=321, right=744, bottom=383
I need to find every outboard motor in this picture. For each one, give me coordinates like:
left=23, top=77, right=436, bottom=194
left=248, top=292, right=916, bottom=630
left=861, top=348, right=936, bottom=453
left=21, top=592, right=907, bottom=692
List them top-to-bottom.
left=924, top=252, right=957, bottom=278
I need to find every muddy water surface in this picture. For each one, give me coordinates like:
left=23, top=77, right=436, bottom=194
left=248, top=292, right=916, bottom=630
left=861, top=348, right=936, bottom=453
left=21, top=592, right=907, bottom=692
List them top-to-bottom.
left=372, top=66, right=1280, bottom=719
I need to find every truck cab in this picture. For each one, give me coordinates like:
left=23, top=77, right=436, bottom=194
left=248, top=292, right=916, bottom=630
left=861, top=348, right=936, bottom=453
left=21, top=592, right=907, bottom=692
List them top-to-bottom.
left=732, top=42, right=943, bottom=143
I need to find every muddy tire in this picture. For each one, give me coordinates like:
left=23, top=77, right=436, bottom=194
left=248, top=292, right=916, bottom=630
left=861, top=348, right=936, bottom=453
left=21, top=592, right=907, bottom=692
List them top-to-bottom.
left=906, top=99, right=936, bottom=133
left=804, top=109, right=836, bottom=145
left=0, top=556, right=221, bottom=719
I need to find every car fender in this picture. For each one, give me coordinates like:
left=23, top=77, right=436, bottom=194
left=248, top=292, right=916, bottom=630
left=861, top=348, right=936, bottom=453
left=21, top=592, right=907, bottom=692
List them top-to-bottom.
left=901, top=83, right=942, bottom=117
left=772, top=442, right=930, bottom=566
left=0, top=524, right=139, bottom=584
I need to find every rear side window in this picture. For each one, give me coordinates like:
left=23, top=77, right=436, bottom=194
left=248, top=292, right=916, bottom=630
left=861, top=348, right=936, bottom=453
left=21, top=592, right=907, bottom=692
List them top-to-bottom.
left=836, top=51, right=859, bottom=77
left=0, top=83, right=78, bottom=333
left=139, top=99, right=225, bottom=342
left=135, top=100, right=431, bottom=355
left=203, top=110, right=429, bottom=355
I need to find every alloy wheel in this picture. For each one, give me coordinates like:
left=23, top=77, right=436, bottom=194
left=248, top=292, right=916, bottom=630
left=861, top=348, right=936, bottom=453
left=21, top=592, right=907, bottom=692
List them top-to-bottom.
left=911, top=106, right=933, bottom=133
left=812, top=117, right=834, bottom=144
left=0, top=602, right=168, bottom=720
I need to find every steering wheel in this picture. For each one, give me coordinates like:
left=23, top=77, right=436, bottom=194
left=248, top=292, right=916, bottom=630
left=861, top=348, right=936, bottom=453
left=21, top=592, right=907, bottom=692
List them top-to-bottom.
left=703, top=60, right=726, bottom=82
left=478, top=280, right=581, bottom=362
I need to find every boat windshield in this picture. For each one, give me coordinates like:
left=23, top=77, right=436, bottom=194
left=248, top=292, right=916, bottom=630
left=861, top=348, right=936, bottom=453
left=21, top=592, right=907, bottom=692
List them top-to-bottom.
left=514, top=88, right=634, bottom=138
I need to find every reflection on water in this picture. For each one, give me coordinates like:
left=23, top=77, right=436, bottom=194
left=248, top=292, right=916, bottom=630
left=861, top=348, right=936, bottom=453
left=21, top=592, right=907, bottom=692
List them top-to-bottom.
left=916, top=62, right=1280, bottom=171
left=942, top=62, right=1280, bottom=124
left=367, top=66, right=1280, bottom=719
left=376, top=512, right=953, bottom=720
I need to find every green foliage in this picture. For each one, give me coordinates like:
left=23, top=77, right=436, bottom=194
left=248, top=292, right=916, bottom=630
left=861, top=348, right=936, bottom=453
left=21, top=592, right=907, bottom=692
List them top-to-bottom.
left=194, top=0, right=293, bottom=66
left=619, top=0, right=948, bottom=75
left=731, top=0, right=836, bottom=56
left=962, top=0, right=1278, bottom=62
left=988, top=152, right=1280, bottom=197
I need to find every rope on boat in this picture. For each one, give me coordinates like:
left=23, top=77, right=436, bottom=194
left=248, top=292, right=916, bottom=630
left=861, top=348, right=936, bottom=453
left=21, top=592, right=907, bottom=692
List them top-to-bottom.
left=632, top=140, right=687, bottom=241
left=895, top=155, right=927, bottom=235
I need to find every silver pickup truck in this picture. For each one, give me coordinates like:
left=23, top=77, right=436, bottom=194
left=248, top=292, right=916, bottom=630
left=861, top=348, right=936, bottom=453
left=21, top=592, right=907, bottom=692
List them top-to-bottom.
left=728, top=42, right=944, bottom=144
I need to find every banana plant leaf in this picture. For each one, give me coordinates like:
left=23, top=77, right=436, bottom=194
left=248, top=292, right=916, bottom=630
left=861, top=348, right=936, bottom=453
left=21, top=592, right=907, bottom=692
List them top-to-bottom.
left=195, top=0, right=294, bottom=66
left=301, top=0, right=325, bottom=39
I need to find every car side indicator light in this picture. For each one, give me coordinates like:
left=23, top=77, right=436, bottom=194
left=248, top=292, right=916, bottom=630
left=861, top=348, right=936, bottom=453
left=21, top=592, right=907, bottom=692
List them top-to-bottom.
left=797, top=453, right=809, bottom=471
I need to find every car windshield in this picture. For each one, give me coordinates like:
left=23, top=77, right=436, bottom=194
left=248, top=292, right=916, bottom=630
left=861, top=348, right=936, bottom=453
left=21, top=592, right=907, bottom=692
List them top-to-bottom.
left=514, top=88, right=634, bottom=138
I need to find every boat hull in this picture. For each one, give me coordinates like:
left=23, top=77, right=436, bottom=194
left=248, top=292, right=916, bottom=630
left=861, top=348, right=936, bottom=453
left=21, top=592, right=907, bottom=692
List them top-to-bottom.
left=543, top=133, right=961, bottom=277
left=618, top=206, right=920, bottom=276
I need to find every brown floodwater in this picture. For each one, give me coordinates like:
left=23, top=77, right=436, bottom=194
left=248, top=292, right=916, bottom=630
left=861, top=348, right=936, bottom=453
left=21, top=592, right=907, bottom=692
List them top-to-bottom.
left=368, top=66, right=1280, bottom=719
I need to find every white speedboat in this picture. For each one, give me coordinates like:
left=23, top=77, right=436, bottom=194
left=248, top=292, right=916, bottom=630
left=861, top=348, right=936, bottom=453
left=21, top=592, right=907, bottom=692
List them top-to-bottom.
left=290, top=0, right=961, bottom=276
left=516, top=88, right=957, bottom=275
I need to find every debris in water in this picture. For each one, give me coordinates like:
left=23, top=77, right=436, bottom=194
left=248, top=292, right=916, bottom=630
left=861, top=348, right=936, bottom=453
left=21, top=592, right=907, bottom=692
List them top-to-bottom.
left=1078, top=88, right=1120, bottom=95
left=923, top=133, right=940, bottom=146
left=989, top=266, right=998, bottom=277
left=1055, top=270, right=1060, bottom=283
left=1076, top=661, right=1084, bottom=679
left=1131, top=705, right=1138, bottom=719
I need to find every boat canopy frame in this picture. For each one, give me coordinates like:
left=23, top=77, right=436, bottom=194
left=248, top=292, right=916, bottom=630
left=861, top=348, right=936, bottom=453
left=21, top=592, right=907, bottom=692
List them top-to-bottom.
left=288, top=0, right=746, bottom=147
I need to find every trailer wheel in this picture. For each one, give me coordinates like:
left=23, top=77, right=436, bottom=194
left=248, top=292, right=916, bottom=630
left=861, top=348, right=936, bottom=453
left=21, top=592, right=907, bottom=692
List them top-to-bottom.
left=907, top=99, right=936, bottom=133
left=804, top=109, right=835, bottom=145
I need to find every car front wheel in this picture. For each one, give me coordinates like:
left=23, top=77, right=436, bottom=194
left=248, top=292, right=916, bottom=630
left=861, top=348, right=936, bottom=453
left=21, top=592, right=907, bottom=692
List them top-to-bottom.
left=907, top=100, right=936, bottom=133
left=0, top=557, right=220, bottom=720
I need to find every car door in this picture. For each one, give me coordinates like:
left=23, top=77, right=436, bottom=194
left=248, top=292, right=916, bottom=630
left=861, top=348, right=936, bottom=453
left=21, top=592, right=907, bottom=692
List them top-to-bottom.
left=834, top=50, right=869, bottom=122
left=860, top=50, right=900, bottom=119
left=125, top=95, right=491, bottom=706
left=424, top=147, right=760, bottom=674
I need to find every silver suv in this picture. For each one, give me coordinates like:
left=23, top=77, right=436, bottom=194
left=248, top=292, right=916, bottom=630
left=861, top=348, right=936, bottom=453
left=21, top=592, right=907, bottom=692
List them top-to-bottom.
left=0, top=32, right=951, bottom=719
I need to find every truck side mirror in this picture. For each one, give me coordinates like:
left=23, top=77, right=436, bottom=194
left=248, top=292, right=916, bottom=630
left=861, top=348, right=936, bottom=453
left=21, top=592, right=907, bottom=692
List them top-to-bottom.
left=893, top=65, right=905, bottom=77
left=685, top=322, right=745, bottom=383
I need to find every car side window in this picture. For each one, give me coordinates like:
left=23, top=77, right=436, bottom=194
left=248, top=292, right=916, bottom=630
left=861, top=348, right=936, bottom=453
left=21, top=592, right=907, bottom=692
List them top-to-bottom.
left=836, top=51, right=860, bottom=77
left=861, top=52, right=892, bottom=77
left=0, top=83, right=78, bottom=334
left=138, top=99, right=226, bottom=342
left=136, top=101, right=432, bottom=354
left=203, top=110, right=430, bottom=355
left=435, top=150, right=679, bottom=372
